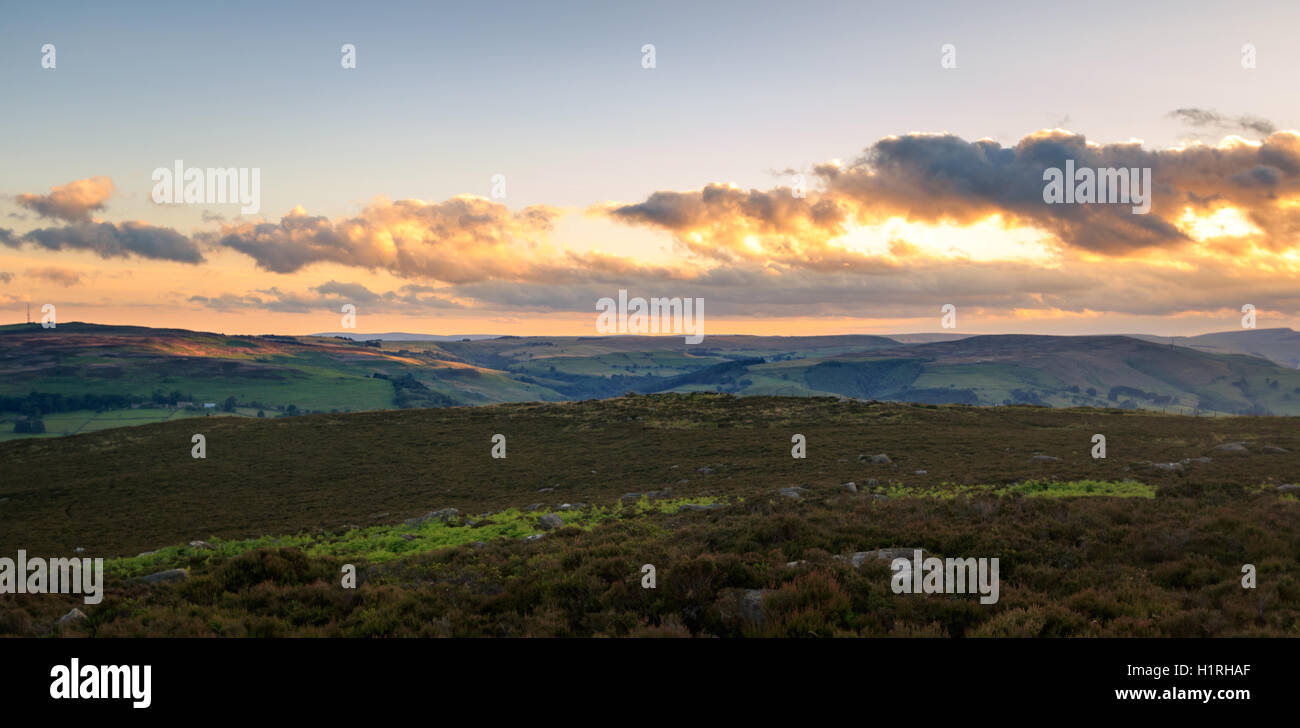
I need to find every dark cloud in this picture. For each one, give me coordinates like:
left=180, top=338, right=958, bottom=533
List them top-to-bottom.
left=1169, top=108, right=1276, bottom=136
left=15, top=222, right=205, bottom=264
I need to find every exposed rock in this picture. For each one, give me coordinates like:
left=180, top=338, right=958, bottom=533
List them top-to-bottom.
left=1214, top=442, right=1249, bottom=454
left=1260, top=446, right=1289, bottom=454
left=870, top=454, right=892, bottom=464
left=1030, top=455, right=1060, bottom=463
left=1180, top=457, right=1212, bottom=464
left=1153, top=462, right=1184, bottom=472
left=697, top=466, right=715, bottom=475
left=914, top=470, right=927, bottom=476
left=677, top=479, right=690, bottom=485
left=865, top=479, right=878, bottom=487
left=841, top=482, right=858, bottom=493
left=1277, top=484, right=1300, bottom=494
left=778, top=486, right=808, bottom=499
left=537, top=487, right=556, bottom=492
left=645, top=488, right=673, bottom=499
left=870, top=494, right=889, bottom=502
left=525, top=503, right=545, bottom=511
left=557, top=503, right=586, bottom=511
left=677, top=503, right=725, bottom=512
left=404, top=508, right=460, bottom=527
left=536, top=514, right=564, bottom=530
left=399, top=533, right=417, bottom=540
left=522, top=534, right=544, bottom=542
left=188, top=540, right=215, bottom=550
left=470, top=541, right=488, bottom=548
left=73, top=547, right=85, bottom=554
left=850, top=548, right=919, bottom=568
left=136, top=550, right=157, bottom=558
left=785, top=560, right=808, bottom=568
left=138, top=568, right=188, bottom=585
left=717, top=588, right=772, bottom=624
left=57, top=608, right=87, bottom=626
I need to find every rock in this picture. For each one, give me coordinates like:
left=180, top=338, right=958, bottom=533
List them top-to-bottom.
left=1214, top=442, right=1249, bottom=454
left=1260, top=446, right=1289, bottom=454
left=870, top=454, right=892, bottom=464
left=1030, top=455, right=1060, bottom=463
left=1180, top=457, right=1212, bottom=464
left=1153, top=462, right=1183, bottom=472
left=697, top=466, right=715, bottom=474
left=914, top=470, right=927, bottom=476
left=676, top=479, right=690, bottom=485
left=865, top=479, right=878, bottom=487
left=841, top=482, right=858, bottom=493
left=1277, top=484, right=1300, bottom=494
left=778, top=486, right=808, bottom=499
left=538, top=487, right=556, bottom=492
left=645, top=488, right=673, bottom=499
left=620, top=493, right=642, bottom=501
left=870, top=494, right=889, bottom=502
left=525, top=503, right=545, bottom=511
left=557, top=503, right=586, bottom=511
left=677, top=503, right=724, bottom=512
left=405, top=508, right=460, bottom=527
left=536, top=514, right=564, bottom=530
left=399, top=533, right=417, bottom=540
left=522, top=534, right=544, bottom=542
left=188, top=540, right=215, bottom=550
left=470, top=541, right=488, bottom=548
left=73, top=547, right=85, bottom=554
left=850, top=548, right=918, bottom=568
left=136, top=550, right=157, bottom=558
left=785, top=560, right=807, bottom=568
left=138, top=568, right=188, bottom=585
left=721, top=588, right=771, bottom=624
left=57, top=608, right=87, bottom=626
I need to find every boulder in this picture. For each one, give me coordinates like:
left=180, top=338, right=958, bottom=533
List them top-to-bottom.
left=1214, top=442, right=1249, bottom=454
left=870, top=454, right=892, bottom=465
left=1153, top=462, right=1183, bottom=472
left=697, top=466, right=715, bottom=475
left=841, top=482, right=858, bottom=493
left=1277, top=484, right=1300, bottom=494
left=778, top=486, right=808, bottom=499
left=525, top=503, right=545, bottom=511
left=557, top=503, right=586, bottom=511
left=536, top=514, right=564, bottom=530
left=522, top=534, right=544, bottom=543
left=188, top=540, right=215, bottom=550
left=850, top=548, right=919, bottom=568
left=138, top=568, right=188, bottom=585
left=57, top=608, right=87, bottom=626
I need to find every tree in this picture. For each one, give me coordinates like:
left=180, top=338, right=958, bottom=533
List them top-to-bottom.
left=223, top=396, right=237, bottom=412
left=257, top=410, right=265, bottom=418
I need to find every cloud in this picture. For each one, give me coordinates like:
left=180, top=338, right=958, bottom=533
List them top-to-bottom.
left=1169, top=108, right=1275, bottom=136
left=602, top=128, right=1300, bottom=258
left=15, top=177, right=115, bottom=223
left=212, top=196, right=561, bottom=282
left=14, top=221, right=205, bottom=263
left=25, top=266, right=82, bottom=286
left=189, top=281, right=466, bottom=314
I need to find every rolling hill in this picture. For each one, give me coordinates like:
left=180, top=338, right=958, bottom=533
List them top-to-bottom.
left=4, top=323, right=1300, bottom=440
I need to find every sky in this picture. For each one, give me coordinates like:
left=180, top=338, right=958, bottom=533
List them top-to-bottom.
left=2, top=0, right=1299, bottom=336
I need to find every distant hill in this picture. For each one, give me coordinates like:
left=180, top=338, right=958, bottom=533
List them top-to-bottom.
left=3, top=323, right=1300, bottom=439
left=1129, top=328, right=1300, bottom=368
left=313, top=332, right=502, bottom=341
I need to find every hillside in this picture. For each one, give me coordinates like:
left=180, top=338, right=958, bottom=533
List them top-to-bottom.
left=5, top=324, right=1300, bottom=443
left=1, top=395, right=1296, bottom=637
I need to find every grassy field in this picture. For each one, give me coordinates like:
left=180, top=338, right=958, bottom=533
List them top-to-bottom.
left=1, top=394, right=1297, bottom=637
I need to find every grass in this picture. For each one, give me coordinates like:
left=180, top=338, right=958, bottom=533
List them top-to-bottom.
left=106, top=496, right=724, bottom=577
